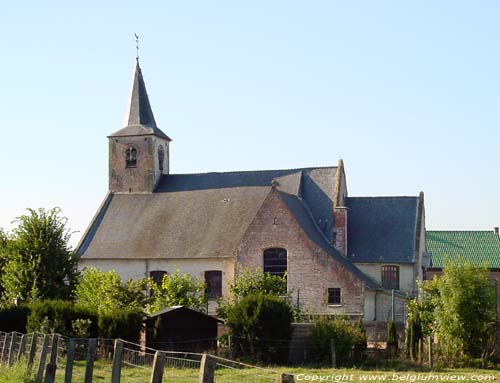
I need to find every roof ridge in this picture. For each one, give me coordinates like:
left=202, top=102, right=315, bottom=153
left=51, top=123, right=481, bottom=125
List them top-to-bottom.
left=167, top=165, right=338, bottom=177
left=348, top=196, right=418, bottom=199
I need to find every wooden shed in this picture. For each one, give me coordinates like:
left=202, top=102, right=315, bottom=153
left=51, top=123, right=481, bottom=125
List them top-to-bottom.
left=143, top=306, right=222, bottom=352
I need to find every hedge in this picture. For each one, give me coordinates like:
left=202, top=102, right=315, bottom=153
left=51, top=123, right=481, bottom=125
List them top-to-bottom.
left=0, top=300, right=143, bottom=342
left=0, top=306, right=30, bottom=333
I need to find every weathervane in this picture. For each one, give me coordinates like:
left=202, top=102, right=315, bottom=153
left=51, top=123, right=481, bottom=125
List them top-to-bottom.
left=134, top=33, right=140, bottom=62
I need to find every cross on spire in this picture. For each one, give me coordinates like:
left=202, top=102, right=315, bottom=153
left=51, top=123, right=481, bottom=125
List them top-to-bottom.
left=134, top=33, right=140, bottom=62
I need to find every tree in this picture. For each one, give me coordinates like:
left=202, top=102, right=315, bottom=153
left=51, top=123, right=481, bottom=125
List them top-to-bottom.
left=0, top=208, right=78, bottom=305
left=418, top=259, right=498, bottom=362
left=75, top=267, right=150, bottom=314
left=217, top=268, right=288, bottom=318
left=148, top=269, right=206, bottom=313
left=226, top=293, right=293, bottom=363
left=405, top=298, right=423, bottom=361
left=386, top=320, right=399, bottom=357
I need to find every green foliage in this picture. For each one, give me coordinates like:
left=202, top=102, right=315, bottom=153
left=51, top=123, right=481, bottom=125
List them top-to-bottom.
left=0, top=208, right=78, bottom=306
left=418, top=259, right=497, bottom=362
left=75, top=267, right=151, bottom=314
left=217, top=268, right=288, bottom=319
left=148, top=269, right=206, bottom=313
left=226, top=293, right=293, bottom=363
left=405, top=298, right=423, bottom=361
left=25, top=300, right=143, bottom=341
left=27, top=300, right=98, bottom=336
left=0, top=305, right=30, bottom=332
left=98, top=310, right=143, bottom=342
left=310, top=317, right=367, bottom=366
left=387, top=321, right=399, bottom=357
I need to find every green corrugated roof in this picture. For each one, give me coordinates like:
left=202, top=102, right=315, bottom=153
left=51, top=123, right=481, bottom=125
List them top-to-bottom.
left=426, top=231, right=500, bottom=268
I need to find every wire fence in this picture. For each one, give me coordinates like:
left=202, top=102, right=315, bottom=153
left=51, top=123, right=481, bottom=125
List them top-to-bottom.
left=0, top=331, right=288, bottom=383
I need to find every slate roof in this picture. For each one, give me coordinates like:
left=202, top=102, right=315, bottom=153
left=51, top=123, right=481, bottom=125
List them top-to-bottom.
left=109, top=62, right=171, bottom=141
left=77, top=167, right=337, bottom=260
left=278, top=191, right=381, bottom=290
left=346, top=197, right=419, bottom=264
left=426, top=231, right=500, bottom=269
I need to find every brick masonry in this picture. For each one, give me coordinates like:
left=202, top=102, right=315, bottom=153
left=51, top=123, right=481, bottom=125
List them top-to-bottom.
left=236, top=188, right=365, bottom=316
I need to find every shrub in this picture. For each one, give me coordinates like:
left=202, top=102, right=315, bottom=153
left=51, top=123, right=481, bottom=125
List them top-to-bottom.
left=226, top=293, right=293, bottom=363
left=26, top=300, right=143, bottom=341
left=27, top=300, right=98, bottom=337
left=0, top=306, right=30, bottom=333
left=98, top=310, right=143, bottom=342
left=310, top=317, right=367, bottom=366
left=387, top=321, right=398, bottom=357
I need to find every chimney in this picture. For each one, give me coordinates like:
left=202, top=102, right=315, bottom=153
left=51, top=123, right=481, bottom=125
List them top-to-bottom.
left=333, top=207, right=348, bottom=256
left=494, top=227, right=499, bottom=235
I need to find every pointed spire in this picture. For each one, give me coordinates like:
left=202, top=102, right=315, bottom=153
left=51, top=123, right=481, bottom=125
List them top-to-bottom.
left=110, top=61, right=171, bottom=140
left=126, top=61, right=158, bottom=129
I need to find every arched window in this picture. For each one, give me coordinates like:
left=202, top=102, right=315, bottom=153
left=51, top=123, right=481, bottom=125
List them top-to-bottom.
left=158, top=145, right=165, bottom=172
left=125, top=146, right=137, bottom=168
left=263, top=248, right=287, bottom=278
left=381, top=265, right=400, bottom=290
left=150, top=270, right=167, bottom=287
left=205, top=270, right=222, bottom=300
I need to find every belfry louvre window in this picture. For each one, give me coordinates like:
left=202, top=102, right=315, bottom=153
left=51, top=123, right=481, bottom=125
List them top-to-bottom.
left=158, top=146, right=165, bottom=171
left=126, top=147, right=137, bottom=168
left=263, top=248, right=287, bottom=278
left=381, top=265, right=400, bottom=290
left=149, top=270, right=167, bottom=287
left=205, top=270, right=222, bottom=300
left=328, top=288, right=341, bottom=305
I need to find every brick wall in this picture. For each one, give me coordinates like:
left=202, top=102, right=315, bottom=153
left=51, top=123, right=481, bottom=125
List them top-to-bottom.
left=236, top=188, right=365, bottom=316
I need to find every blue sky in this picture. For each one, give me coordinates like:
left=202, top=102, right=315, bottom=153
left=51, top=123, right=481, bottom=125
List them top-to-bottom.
left=1, top=1, right=499, bottom=246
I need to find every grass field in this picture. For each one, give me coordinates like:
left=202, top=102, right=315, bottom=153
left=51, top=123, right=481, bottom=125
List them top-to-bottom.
left=0, top=360, right=499, bottom=383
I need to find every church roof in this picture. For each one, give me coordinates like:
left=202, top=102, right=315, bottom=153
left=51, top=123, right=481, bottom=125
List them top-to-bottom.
left=109, top=61, right=171, bottom=140
left=77, top=167, right=337, bottom=260
left=346, top=196, right=420, bottom=264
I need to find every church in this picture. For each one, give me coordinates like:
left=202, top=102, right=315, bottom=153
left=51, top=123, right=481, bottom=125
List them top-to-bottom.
left=77, top=61, right=427, bottom=322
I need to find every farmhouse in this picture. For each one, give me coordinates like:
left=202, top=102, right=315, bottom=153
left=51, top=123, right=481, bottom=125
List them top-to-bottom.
left=77, top=61, right=427, bottom=322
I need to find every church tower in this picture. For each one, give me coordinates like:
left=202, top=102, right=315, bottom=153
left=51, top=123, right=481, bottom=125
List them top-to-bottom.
left=108, top=61, right=171, bottom=193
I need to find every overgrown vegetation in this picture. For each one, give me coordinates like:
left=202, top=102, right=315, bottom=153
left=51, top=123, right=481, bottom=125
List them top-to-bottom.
left=415, top=259, right=499, bottom=366
left=226, top=293, right=294, bottom=363
left=310, top=316, right=367, bottom=366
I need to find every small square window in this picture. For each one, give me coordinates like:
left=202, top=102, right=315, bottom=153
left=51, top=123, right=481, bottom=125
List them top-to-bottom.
left=328, top=288, right=341, bottom=305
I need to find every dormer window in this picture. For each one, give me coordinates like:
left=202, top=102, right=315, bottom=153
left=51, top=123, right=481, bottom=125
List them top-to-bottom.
left=158, top=145, right=165, bottom=172
left=126, top=146, right=137, bottom=168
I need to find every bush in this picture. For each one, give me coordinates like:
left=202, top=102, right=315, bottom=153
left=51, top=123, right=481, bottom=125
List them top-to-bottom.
left=226, top=293, right=293, bottom=363
left=26, top=300, right=143, bottom=341
left=27, top=300, right=98, bottom=337
left=0, top=306, right=30, bottom=332
left=98, top=310, right=143, bottom=343
left=310, top=317, right=367, bottom=366
left=387, top=321, right=398, bottom=357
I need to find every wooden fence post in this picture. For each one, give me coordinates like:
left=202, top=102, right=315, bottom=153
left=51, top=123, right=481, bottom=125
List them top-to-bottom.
left=0, top=332, right=5, bottom=363
left=1, top=332, right=12, bottom=364
left=8, top=332, right=18, bottom=366
left=27, top=333, right=39, bottom=372
left=17, top=334, right=27, bottom=361
left=37, top=334, right=50, bottom=382
left=44, top=334, right=59, bottom=383
left=428, top=335, right=433, bottom=368
left=84, top=338, right=97, bottom=383
left=64, top=339, right=75, bottom=383
left=111, top=339, right=124, bottom=383
left=330, top=339, right=336, bottom=368
left=150, top=351, right=165, bottom=383
left=198, top=353, right=216, bottom=383
left=281, top=373, right=295, bottom=383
